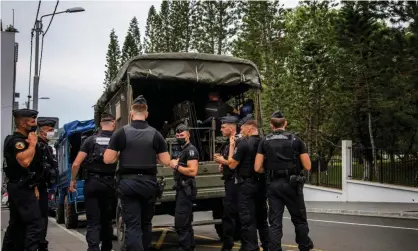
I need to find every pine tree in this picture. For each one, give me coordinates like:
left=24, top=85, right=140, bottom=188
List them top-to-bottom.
left=159, top=0, right=172, bottom=52
left=169, top=0, right=195, bottom=52
left=215, top=0, right=239, bottom=54
left=144, top=6, right=158, bottom=53
left=121, top=17, right=142, bottom=67
left=128, top=17, right=142, bottom=53
left=103, top=29, right=121, bottom=90
left=121, top=32, right=138, bottom=67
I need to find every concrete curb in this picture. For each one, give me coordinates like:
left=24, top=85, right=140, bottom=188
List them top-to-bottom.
left=305, top=208, right=418, bottom=220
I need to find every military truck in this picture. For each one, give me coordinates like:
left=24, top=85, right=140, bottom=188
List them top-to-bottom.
left=93, top=52, right=263, bottom=246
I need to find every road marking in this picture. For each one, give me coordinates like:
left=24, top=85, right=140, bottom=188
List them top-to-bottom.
left=47, top=217, right=87, bottom=244
left=284, top=217, right=418, bottom=231
left=155, top=228, right=169, bottom=249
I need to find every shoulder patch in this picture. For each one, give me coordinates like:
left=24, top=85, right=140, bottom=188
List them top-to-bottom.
left=15, top=141, right=26, bottom=150
left=189, top=149, right=195, bottom=157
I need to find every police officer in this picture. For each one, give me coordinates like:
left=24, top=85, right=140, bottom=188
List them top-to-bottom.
left=204, top=91, right=239, bottom=120
left=103, top=95, right=171, bottom=251
left=2, top=109, right=44, bottom=251
left=254, top=111, right=314, bottom=251
left=69, top=112, right=117, bottom=251
left=214, top=116, right=240, bottom=251
left=36, top=118, right=58, bottom=251
left=227, top=120, right=262, bottom=251
left=238, top=120, right=269, bottom=251
left=169, top=124, right=199, bottom=251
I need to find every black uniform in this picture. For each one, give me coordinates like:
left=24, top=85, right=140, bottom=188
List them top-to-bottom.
left=107, top=95, right=167, bottom=251
left=204, top=100, right=235, bottom=120
left=2, top=109, right=44, bottom=251
left=257, top=110, right=313, bottom=251
left=219, top=116, right=240, bottom=251
left=36, top=119, right=58, bottom=251
left=81, top=128, right=117, bottom=251
left=173, top=128, right=199, bottom=251
left=233, top=135, right=262, bottom=251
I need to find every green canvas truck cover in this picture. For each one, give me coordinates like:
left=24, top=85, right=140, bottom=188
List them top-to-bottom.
left=94, top=52, right=261, bottom=116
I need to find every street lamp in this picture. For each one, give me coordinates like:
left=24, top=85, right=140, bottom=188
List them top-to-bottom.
left=31, top=7, right=85, bottom=111
left=25, top=97, right=50, bottom=108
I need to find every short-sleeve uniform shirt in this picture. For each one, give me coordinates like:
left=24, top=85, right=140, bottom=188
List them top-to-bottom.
left=175, top=143, right=199, bottom=180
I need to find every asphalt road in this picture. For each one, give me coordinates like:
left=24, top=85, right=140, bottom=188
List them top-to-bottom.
left=2, top=208, right=418, bottom=251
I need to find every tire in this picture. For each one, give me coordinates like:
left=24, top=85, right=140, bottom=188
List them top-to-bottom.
left=64, top=195, right=78, bottom=229
left=116, top=200, right=126, bottom=251
left=56, top=203, right=65, bottom=224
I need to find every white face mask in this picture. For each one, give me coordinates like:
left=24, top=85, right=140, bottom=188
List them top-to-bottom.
left=46, top=131, right=55, bottom=140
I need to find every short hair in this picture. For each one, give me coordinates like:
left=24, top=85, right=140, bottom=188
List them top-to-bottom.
left=131, top=104, right=148, bottom=113
left=270, top=118, right=286, bottom=128
left=242, top=120, right=258, bottom=128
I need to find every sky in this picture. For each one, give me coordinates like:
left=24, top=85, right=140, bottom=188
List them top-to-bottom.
left=1, top=0, right=299, bottom=127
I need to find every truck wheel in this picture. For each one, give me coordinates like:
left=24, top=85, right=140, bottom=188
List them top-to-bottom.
left=64, top=195, right=78, bottom=229
left=116, top=201, right=126, bottom=251
left=56, top=203, right=65, bottom=224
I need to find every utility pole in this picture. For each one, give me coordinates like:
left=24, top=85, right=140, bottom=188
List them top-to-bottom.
left=32, top=20, right=42, bottom=111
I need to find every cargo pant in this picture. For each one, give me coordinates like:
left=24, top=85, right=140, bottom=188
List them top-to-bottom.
left=267, top=178, right=314, bottom=251
left=174, top=182, right=196, bottom=251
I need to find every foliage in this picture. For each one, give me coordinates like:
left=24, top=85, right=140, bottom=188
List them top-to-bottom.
left=109, top=0, right=418, bottom=161
left=103, top=29, right=121, bottom=90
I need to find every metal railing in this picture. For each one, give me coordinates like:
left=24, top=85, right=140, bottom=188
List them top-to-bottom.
left=350, top=147, right=418, bottom=187
left=303, top=155, right=343, bottom=189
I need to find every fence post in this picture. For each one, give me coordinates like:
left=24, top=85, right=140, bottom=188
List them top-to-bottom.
left=341, top=140, right=352, bottom=202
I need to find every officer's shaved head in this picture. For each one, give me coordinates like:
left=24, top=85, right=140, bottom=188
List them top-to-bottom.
left=240, top=120, right=258, bottom=137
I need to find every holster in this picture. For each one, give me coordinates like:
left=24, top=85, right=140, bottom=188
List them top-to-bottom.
left=18, top=172, right=37, bottom=188
left=289, top=175, right=306, bottom=196
left=156, top=177, right=166, bottom=199
left=174, top=178, right=196, bottom=198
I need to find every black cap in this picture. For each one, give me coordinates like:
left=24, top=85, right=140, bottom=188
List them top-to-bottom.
left=133, top=95, right=147, bottom=105
left=12, top=109, right=38, bottom=118
left=271, top=110, right=284, bottom=119
left=101, top=112, right=115, bottom=122
left=221, top=116, right=239, bottom=124
left=37, top=119, right=56, bottom=128
left=176, top=124, right=189, bottom=133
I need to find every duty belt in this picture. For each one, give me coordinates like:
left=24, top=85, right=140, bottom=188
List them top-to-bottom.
left=88, top=172, right=114, bottom=180
left=119, top=173, right=154, bottom=179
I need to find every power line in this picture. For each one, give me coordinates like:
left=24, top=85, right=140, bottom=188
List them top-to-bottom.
left=39, top=0, right=59, bottom=78
left=43, top=0, right=59, bottom=36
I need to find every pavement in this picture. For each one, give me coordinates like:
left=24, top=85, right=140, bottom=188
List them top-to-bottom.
left=304, top=201, right=418, bottom=219
left=2, top=203, right=418, bottom=251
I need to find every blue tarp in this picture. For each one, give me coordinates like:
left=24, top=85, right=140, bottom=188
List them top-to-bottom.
left=55, top=119, right=96, bottom=146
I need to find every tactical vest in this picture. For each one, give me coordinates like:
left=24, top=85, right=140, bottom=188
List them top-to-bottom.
left=118, top=124, right=158, bottom=174
left=263, top=131, right=296, bottom=171
left=86, top=135, right=117, bottom=174
left=237, top=136, right=260, bottom=178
